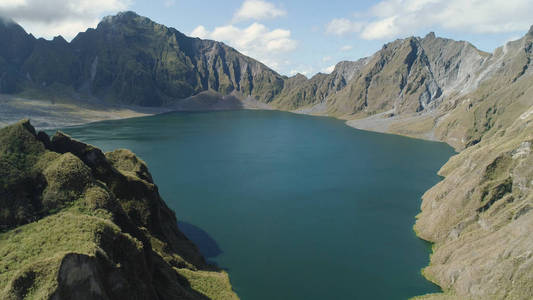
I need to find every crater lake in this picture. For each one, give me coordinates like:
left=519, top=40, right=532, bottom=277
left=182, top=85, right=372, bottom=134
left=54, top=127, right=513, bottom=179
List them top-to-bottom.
left=53, top=110, right=455, bottom=300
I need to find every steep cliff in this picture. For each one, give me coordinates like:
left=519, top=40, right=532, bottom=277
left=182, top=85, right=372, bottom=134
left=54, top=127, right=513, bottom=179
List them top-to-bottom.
left=0, top=12, right=284, bottom=107
left=410, top=30, right=533, bottom=300
left=0, top=120, right=237, bottom=300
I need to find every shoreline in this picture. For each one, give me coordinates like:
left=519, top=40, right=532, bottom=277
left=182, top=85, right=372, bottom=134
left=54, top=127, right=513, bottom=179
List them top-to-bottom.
left=1, top=92, right=453, bottom=149
left=0, top=94, right=173, bottom=130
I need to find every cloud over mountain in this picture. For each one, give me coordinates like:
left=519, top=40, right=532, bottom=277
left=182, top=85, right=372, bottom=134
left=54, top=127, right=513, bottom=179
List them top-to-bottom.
left=0, top=0, right=130, bottom=40
left=233, top=0, right=286, bottom=22
left=327, top=0, right=532, bottom=40
left=326, top=18, right=363, bottom=36
left=191, top=22, right=296, bottom=71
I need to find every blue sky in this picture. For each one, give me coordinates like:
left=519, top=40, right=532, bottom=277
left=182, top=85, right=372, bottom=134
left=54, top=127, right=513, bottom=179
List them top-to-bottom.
left=2, top=0, right=532, bottom=76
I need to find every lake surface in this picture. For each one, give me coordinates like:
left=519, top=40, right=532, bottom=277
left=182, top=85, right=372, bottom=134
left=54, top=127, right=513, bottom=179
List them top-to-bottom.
left=56, top=110, right=455, bottom=300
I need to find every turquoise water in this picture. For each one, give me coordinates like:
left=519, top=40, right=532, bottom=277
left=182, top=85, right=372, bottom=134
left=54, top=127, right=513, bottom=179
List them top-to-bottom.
left=56, top=110, right=455, bottom=300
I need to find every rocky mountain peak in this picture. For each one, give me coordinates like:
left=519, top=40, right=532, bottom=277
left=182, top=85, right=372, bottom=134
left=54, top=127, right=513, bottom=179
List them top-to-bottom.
left=96, top=11, right=160, bottom=34
left=101, top=11, right=144, bottom=24
left=0, top=15, right=12, bottom=25
left=0, top=17, right=27, bottom=35
left=425, top=31, right=436, bottom=40
left=51, top=35, right=67, bottom=44
left=333, top=59, right=370, bottom=82
left=291, top=73, right=308, bottom=80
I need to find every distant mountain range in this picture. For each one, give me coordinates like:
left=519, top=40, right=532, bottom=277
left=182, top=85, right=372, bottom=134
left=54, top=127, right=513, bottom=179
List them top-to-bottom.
left=1, top=11, right=532, bottom=300
left=1, top=12, right=532, bottom=147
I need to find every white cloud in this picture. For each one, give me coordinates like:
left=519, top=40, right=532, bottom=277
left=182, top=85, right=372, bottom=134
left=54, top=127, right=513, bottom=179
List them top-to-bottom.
left=0, top=0, right=130, bottom=40
left=0, top=0, right=26, bottom=9
left=164, top=0, right=176, bottom=7
left=234, top=0, right=286, bottom=22
left=327, top=0, right=532, bottom=40
left=361, top=16, right=399, bottom=40
left=326, top=18, right=363, bottom=35
left=21, top=19, right=102, bottom=41
left=190, top=22, right=297, bottom=72
left=191, top=25, right=209, bottom=39
left=505, top=35, right=522, bottom=43
left=340, top=45, right=353, bottom=51
left=322, top=56, right=332, bottom=62
left=322, top=65, right=336, bottom=73
left=289, top=68, right=312, bottom=77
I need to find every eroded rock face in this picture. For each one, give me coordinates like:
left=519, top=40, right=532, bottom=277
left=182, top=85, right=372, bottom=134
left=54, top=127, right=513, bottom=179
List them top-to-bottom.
left=0, top=12, right=284, bottom=106
left=412, top=52, right=533, bottom=299
left=0, top=120, right=237, bottom=300
left=414, top=129, right=533, bottom=299
left=53, top=254, right=110, bottom=300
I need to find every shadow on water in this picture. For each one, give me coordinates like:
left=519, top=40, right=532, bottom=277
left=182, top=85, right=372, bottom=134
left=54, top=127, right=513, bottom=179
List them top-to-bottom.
left=178, top=221, right=223, bottom=266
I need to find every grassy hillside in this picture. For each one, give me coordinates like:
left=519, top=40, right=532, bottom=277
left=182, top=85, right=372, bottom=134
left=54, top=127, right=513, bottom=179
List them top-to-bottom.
left=0, top=120, right=238, bottom=300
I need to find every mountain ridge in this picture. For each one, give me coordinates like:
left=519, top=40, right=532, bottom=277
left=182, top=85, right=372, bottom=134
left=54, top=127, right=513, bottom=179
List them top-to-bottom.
left=0, top=10, right=505, bottom=118
left=0, top=11, right=285, bottom=106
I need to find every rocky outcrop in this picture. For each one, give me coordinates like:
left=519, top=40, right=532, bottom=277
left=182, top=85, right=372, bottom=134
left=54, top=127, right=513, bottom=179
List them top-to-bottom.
left=0, top=120, right=237, bottom=300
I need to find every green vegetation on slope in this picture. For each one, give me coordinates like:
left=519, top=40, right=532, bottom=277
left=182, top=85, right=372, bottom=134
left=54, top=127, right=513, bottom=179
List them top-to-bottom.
left=0, top=120, right=238, bottom=300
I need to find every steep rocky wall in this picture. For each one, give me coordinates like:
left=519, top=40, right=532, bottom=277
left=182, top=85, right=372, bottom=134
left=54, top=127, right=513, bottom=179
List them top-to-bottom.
left=0, top=12, right=284, bottom=107
left=410, top=31, right=533, bottom=300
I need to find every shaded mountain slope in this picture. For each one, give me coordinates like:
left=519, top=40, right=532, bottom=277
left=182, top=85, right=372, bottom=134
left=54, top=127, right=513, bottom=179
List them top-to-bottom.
left=0, top=12, right=283, bottom=107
